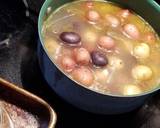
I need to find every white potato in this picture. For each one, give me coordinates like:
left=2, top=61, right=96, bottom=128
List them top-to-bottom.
left=133, top=43, right=150, bottom=59
left=132, top=65, right=153, bottom=80
left=94, top=68, right=109, bottom=84
left=123, top=85, right=141, bottom=95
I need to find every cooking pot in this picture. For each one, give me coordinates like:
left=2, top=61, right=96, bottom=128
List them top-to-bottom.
left=38, top=0, right=160, bottom=114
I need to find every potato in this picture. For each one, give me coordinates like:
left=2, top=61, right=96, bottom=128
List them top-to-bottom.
left=85, top=1, right=93, bottom=9
left=118, top=9, right=130, bottom=18
left=86, top=10, right=100, bottom=22
left=105, top=14, right=120, bottom=27
left=123, top=24, right=140, bottom=40
left=98, top=36, right=115, bottom=50
left=133, top=43, right=150, bottom=59
left=73, top=48, right=90, bottom=65
left=60, top=56, right=76, bottom=72
left=132, top=65, right=153, bottom=80
left=71, top=66, right=94, bottom=86
left=94, top=68, right=109, bottom=84
left=123, top=85, right=141, bottom=95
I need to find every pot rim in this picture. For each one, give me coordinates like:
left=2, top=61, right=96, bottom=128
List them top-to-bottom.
left=38, top=0, right=160, bottom=98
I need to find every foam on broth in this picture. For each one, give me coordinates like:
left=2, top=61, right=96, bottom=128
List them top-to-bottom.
left=42, top=0, right=160, bottom=96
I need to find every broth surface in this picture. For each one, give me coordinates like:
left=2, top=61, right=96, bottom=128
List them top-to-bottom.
left=42, top=0, right=160, bottom=96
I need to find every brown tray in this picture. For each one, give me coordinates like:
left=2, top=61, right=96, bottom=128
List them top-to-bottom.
left=0, top=78, right=57, bottom=128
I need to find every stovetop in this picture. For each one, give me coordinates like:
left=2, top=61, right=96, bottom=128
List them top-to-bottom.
left=1, top=0, right=160, bottom=128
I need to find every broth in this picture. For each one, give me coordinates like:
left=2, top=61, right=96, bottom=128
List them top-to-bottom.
left=42, top=0, right=160, bottom=96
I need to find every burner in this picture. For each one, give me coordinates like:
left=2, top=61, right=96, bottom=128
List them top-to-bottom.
left=0, top=0, right=25, bottom=42
left=25, top=0, right=44, bottom=13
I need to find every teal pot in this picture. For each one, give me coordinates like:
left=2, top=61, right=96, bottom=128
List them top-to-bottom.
left=38, top=0, right=160, bottom=114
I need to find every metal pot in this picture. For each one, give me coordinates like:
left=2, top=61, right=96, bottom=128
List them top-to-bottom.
left=38, top=0, right=160, bottom=114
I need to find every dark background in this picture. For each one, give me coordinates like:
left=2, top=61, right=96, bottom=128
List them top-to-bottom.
left=0, top=0, right=160, bottom=128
